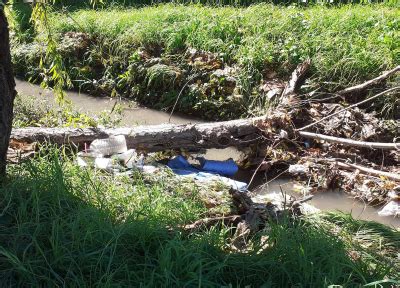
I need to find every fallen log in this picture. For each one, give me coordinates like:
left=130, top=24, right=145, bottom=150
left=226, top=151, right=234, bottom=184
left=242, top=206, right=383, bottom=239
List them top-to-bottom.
left=337, top=65, right=400, bottom=96
left=10, top=117, right=266, bottom=152
left=299, top=131, right=399, bottom=150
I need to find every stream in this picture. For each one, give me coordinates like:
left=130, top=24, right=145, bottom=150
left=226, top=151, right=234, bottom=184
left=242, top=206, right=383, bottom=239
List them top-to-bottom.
left=16, top=79, right=400, bottom=228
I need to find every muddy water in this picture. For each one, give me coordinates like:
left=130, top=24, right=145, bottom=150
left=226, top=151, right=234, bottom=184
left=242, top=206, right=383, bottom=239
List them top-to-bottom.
left=15, top=79, right=202, bottom=125
left=15, top=80, right=399, bottom=228
left=251, top=178, right=400, bottom=228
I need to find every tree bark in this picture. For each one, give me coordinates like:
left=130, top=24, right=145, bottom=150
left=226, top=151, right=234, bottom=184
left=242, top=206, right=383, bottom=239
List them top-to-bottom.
left=0, top=3, right=17, bottom=177
left=11, top=117, right=267, bottom=152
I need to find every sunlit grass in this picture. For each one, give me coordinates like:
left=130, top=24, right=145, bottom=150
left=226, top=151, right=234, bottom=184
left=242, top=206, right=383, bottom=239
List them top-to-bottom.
left=11, top=4, right=399, bottom=119
left=49, top=4, right=398, bottom=85
left=0, top=148, right=398, bottom=286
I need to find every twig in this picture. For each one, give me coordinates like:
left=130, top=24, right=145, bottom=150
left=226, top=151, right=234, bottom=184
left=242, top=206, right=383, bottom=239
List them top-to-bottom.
left=337, top=65, right=400, bottom=96
left=169, top=73, right=201, bottom=123
left=297, top=87, right=400, bottom=131
left=299, top=131, right=399, bottom=150
left=247, top=156, right=267, bottom=188
left=337, top=162, right=400, bottom=182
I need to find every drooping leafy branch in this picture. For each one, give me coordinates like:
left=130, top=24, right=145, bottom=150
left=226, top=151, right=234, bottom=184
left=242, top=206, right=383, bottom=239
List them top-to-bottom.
left=9, top=0, right=103, bottom=103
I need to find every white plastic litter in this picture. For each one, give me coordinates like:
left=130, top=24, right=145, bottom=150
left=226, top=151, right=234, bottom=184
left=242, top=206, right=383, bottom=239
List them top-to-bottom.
left=279, top=129, right=289, bottom=139
left=90, top=135, right=127, bottom=156
left=115, top=149, right=137, bottom=165
left=77, top=151, right=103, bottom=167
left=77, top=157, right=88, bottom=167
left=94, top=157, right=113, bottom=170
left=288, top=164, right=308, bottom=174
left=140, top=165, right=159, bottom=174
left=178, top=171, right=248, bottom=192
left=378, top=201, right=400, bottom=217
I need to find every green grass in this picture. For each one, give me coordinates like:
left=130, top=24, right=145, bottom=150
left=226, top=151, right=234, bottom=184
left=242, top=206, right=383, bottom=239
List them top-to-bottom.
left=43, top=0, right=400, bottom=8
left=48, top=3, right=399, bottom=84
left=11, top=4, right=399, bottom=119
left=12, top=4, right=399, bottom=120
left=0, top=148, right=399, bottom=286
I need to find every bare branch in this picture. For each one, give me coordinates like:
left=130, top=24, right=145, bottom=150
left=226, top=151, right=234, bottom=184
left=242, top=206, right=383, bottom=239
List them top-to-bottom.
left=337, top=65, right=400, bottom=96
left=299, top=131, right=399, bottom=150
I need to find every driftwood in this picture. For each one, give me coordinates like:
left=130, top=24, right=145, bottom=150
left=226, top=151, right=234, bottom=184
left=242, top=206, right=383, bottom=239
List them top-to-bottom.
left=337, top=65, right=400, bottom=96
left=11, top=111, right=399, bottom=153
left=11, top=117, right=266, bottom=152
left=299, top=131, right=399, bottom=150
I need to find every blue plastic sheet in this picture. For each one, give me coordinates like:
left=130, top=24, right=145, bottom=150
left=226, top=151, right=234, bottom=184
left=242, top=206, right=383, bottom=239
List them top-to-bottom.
left=167, top=155, right=247, bottom=192
left=167, top=155, right=200, bottom=175
left=198, top=158, right=239, bottom=177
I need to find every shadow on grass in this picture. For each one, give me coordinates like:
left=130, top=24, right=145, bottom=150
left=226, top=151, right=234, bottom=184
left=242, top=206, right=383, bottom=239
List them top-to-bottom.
left=0, top=150, right=397, bottom=287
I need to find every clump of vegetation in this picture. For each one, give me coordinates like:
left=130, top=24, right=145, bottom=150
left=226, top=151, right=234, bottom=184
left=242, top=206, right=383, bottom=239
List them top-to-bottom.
left=11, top=4, right=399, bottom=120
left=13, top=94, right=122, bottom=128
left=0, top=149, right=398, bottom=286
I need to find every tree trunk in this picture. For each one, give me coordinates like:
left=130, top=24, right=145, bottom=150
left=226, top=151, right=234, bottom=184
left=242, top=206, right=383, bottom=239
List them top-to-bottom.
left=0, top=4, right=17, bottom=177
left=10, top=117, right=267, bottom=152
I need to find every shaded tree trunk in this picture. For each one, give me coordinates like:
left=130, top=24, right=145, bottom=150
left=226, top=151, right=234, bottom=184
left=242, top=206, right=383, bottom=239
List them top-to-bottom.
left=0, top=3, right=17, bottom=177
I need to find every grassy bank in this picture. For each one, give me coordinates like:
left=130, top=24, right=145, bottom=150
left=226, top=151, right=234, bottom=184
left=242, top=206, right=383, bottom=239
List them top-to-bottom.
left=25, top=0, right=400, bottom=8
left=11, top=4, right=399, bottom=119
left=0, top=149, right=399, bottom=286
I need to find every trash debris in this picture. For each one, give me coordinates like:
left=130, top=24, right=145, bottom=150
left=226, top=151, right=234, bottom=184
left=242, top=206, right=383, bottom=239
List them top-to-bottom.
left=90, top=135, right=127, bottom=156
left=78, top=137, right=248, bottom=192
left=167, top=155, right=247, bottom=192
left=167, top=155, right=200, bottom=175
left=94, top=157, right=113, bottom=170
left=198, top=157, right=239, bottom=177
left=288, top=164, right=308, bottom=174
left=194, top=172, right=247, bottom=192
left=378, top=201, right=400, bottom=217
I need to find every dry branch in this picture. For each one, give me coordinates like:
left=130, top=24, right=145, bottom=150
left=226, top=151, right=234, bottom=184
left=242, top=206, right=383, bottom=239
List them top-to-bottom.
left=281, top=59, right=311, bottom=101
left=337, top=65, right=400, bottom=96
left=299, top=131, right=399, bottom=150
left=322, top=160, right=400, bottom=182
